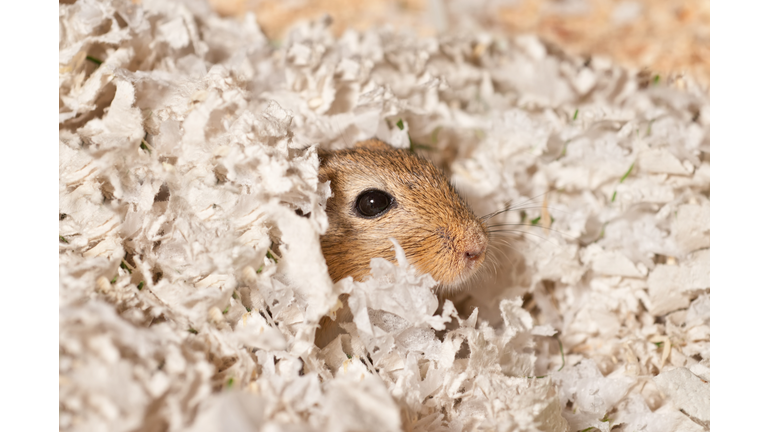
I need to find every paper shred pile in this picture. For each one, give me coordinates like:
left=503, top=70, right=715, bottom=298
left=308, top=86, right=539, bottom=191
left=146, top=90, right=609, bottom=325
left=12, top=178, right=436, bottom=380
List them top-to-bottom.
left=59, top=1, right=710, bottom=431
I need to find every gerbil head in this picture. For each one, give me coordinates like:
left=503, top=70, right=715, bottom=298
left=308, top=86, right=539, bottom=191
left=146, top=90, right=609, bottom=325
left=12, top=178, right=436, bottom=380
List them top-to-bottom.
left=318, top=139, right=489, bottom=289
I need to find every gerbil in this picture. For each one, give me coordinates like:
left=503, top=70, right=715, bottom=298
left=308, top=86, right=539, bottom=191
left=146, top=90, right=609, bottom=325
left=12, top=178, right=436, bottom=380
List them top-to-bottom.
left=314, top=139, right=489, bottom=347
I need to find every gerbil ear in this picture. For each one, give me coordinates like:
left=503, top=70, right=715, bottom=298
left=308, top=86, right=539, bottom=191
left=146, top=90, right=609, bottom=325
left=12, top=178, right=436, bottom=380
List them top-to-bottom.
left=354, top=139, right=392, bottom=151
left=317, top=148, right=332, bottom=166
left=317, top=149, right=330, bottom=182
left=318, top=168, right=329, bottom=183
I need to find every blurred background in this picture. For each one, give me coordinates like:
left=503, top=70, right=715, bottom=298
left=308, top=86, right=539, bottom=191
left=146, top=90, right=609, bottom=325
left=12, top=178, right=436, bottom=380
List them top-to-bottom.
left=207, top=0, right=709, bottom=87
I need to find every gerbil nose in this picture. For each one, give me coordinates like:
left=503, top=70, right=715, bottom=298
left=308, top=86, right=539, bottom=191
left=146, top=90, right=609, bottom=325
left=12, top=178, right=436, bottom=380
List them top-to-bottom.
left=463, top=232, right=488, bottom=262
left=464, top=246, right=484, bottom=261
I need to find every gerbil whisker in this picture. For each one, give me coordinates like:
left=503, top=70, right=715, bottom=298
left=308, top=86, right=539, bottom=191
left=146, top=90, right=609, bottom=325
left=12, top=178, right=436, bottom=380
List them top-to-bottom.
left=479, top=191, right=551, bottom=221
left=504, top=191, right=550, bottom=210
left=480, top=204, right=570, bottom=224
left=480, top=204, right=514, bottom=222
left=489, top=205, right=570, bottom=214
left=486, top=223, right=577, bottom=241
left=488, top=228, right=550, bottom=240
left=488, top=229, right=559, bottom=247
left=487, top=233, right=527, bottom=257
left=488, top=237, right=516, bottom=250
left=486, top=244, right=511, bottom=267
left=485, top=249, right=500, bottom=275
left=470, top=262, right=494, bottom=287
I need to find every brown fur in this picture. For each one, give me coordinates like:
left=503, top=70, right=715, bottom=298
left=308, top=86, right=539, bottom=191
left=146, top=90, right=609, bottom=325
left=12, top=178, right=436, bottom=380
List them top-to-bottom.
left=314, top=139, right=489, bottom=348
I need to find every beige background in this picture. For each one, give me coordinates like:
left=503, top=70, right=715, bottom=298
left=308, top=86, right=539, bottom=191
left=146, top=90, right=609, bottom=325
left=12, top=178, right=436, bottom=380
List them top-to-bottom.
left=208, top=0, right=709, bottom=86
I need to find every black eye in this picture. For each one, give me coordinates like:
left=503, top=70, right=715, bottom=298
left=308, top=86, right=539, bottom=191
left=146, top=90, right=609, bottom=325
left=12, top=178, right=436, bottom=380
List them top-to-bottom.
left=355, top=189, right=393, bottom=218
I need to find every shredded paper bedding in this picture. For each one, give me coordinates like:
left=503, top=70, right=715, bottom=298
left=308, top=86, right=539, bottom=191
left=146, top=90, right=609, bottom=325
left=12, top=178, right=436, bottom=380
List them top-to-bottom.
left=59, top=1, right=710, bottom=431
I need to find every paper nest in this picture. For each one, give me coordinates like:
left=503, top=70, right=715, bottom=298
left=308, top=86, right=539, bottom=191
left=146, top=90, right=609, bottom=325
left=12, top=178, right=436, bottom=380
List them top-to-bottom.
left=59, top=1, right=710, bottom=431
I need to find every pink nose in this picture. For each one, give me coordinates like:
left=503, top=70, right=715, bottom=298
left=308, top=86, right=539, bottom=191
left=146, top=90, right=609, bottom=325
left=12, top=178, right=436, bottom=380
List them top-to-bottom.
left=465, top=247, right=484, bottom=261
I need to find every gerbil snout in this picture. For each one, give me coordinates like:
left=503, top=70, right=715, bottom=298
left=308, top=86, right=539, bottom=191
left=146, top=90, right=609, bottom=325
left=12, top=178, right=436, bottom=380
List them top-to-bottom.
left=318, top=139, right=490, bottom=288
left=435, top=220, right=488, bottom=286
left=460, top=226, right=488, bottom=263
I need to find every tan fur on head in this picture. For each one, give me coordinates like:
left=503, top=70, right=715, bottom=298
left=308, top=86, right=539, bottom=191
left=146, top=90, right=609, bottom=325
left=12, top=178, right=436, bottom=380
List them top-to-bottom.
left=318, top=139, right=489, bottom=288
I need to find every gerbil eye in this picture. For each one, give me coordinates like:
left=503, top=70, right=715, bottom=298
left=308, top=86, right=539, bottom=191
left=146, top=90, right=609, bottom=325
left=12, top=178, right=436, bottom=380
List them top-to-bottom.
left=355, top=189, right=393, bottom=218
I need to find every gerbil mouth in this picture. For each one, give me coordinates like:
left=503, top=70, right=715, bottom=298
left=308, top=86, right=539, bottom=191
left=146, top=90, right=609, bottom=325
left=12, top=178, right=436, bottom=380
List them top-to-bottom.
left=436, top=258, right=486, bottom=292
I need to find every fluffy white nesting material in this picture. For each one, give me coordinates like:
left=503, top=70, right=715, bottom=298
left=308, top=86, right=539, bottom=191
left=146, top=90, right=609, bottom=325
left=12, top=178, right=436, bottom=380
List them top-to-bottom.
left=59, top=0, right=710, bottom=431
